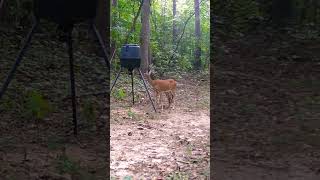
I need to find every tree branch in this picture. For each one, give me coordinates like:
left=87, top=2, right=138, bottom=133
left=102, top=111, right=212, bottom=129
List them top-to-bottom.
left=123, top=0, right=144, bottom=44
left=168, top=0, right=206, bottom=65
left=150, top=2, right=170, bottom=60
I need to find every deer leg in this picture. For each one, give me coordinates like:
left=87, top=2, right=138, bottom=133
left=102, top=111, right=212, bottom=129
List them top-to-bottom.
left=154, top=91, right=158, bottom=104
left=155, top=91, right=160, bottom=109
left=171, top=91, right=175, bottom=110
left=156, top=92, right=159, bottom=105
left=165, top=92, right=172, bottom=109
left=165, top=92, right=169, bottom=109
left=160, top=93, right=164, bottom=111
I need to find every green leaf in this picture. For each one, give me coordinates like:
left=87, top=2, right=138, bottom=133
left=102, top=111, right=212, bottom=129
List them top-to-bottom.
left=24, top=90, right=51, bottom=120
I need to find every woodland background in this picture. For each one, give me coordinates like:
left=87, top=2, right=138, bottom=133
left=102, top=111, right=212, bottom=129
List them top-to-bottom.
left=212, top=0, right=320, bottom=179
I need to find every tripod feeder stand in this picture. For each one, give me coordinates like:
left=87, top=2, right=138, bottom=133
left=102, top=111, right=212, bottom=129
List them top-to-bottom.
left=0, top=0, right=110, bottom=136
left=111, top=44, right=156, bottom=112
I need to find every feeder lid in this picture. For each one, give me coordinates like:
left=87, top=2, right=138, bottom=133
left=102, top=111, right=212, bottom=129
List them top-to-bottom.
left=120, top=44, right=141, bottom=59
left=122, top=44, right=140, bottom=47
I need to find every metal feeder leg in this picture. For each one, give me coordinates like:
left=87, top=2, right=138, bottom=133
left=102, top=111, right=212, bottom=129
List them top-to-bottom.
left=0, top=20, right=38, bottom=100
left=91, top=22, right=110, bottom=130
left=91, top=23, right=110, bottom=70
left=66, top=33, right=78, bottom=136
left=111, top=67, right=122, bottom=92
left=138, top=69, right=156, bottom=112
left=130, top=70, right=134, bottom=104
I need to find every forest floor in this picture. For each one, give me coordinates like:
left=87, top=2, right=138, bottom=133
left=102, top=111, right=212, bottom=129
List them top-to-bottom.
left=0, top=27, right=109, bottom=179
left=213, top=30, right=320, bottom=179
left=110, top=72, right=210, bottom=179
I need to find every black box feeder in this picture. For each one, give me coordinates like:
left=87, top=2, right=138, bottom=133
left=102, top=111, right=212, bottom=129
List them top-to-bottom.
left=119, top=44, right=141, bottom=71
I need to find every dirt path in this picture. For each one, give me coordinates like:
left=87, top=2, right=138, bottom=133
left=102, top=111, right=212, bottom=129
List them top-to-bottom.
left=110, top=75, right=210, bottom=179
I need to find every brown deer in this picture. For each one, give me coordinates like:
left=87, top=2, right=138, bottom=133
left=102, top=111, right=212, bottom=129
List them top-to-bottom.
left=144, top=71, right=177, bottom=110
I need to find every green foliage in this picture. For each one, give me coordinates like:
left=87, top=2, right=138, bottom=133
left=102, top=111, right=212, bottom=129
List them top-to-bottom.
left=111, top=0, right=210, bottom=72
left=213, top=0, right=261, bottom=33
left=213, top=0, right=320, bottom=36
left=177, top=56, right=193, bottom=71
left=113, top=88, right=127, bottom=101
left=24, top=90, right=51, bottom=120
left=302, top=96, right=320, bottom=108
left=127, top=108, right=136, bottom=119
left=47, top=136, right=64, bottom=151
left=186, top=144, right=193, bottom=156
left=56, top=153, right=97, bottom=179
left=56, top=154, right=80, bottom=174
left=166, top=171, right=189, bottom=180
left=123, top=176, right=133, bottom=180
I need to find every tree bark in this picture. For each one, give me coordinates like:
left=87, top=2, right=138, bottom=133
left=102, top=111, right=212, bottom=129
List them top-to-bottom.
left=0, top=0, right=6, bottom=24
left=0, top=0, right=5, bottom=15
left=95, top=0, right=110, bottom=55
left=111, top=0, right=117, bottom=54
left=112, top=0, right=117, bottom=6
left=140, top=0, right=151, bottom=72
left=168, top=0, right=205, bottom=66
left=173, top=0, right=178, bottom=43
left=194, top=0, right=201, bottom=70
left=271, top=0, right=294, bottom=27
left=93, top=2, right=110, bottom=172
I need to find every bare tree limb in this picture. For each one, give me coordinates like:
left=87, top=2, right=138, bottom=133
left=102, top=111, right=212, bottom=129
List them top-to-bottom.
left=123, top=0, right=144, bottom=44
left=168, top=0, right=206, bottom=66
left=150, top=2, right=170, bottom=60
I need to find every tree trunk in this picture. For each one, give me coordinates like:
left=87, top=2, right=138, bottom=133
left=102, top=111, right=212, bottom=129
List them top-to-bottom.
left=0, top=0, right=6, bottom=25
left=0, top=0, right=5, bottom=16
left=95, top=0, right=110, bottom=56
left=111, top=0, right=117, bottom=53
left=112, top=0, right=117, bottom=6
left=140, top=0, right=151, bottom=73
left=173, top=0, right=178, bottom=43
left=194, top=0, right=201, bottom=70
left=271, top=0, right=294, bottom=27
left=93, top=1, right=110, bottom=167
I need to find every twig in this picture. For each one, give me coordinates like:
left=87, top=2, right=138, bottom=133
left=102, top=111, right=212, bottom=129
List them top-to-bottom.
left=123, top=0, right=144, bottom=44
left=168, top=0, right=206, bottom=65
left=109, top=47, right=116, bottom=64
left=177, top=160, right=190, bottom=164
